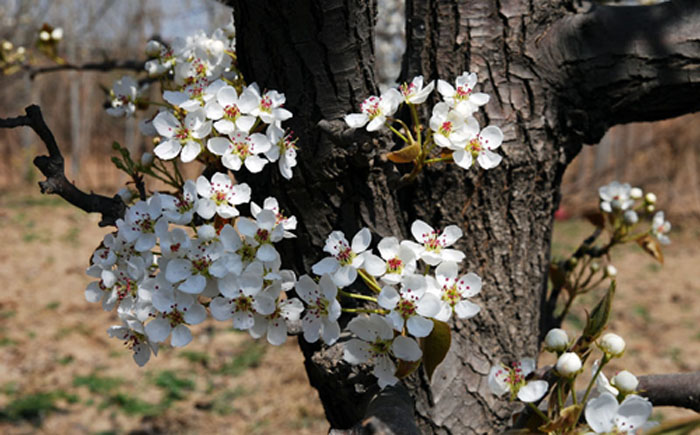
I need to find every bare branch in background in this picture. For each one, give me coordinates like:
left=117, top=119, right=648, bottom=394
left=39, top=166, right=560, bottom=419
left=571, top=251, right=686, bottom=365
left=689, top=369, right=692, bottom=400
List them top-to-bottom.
left=25, top=59, right=146, bottom=80
left=0, top=105, right=126, bottom=226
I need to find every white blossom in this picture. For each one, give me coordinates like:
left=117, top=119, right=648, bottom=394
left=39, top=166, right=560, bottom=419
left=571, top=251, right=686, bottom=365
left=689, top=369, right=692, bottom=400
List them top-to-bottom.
left=436, top=72, right=490, bottom=116
left=344, top=88, right=402, bottom=132
left=153, top=109, right=211, bottom=162
left=651, top=211, right=671, bottom=245
left=403, top=219, right=465, bottom=266
left=295, top=274, right=341, bottom=345
left=585, top=392, right=652, bottom=434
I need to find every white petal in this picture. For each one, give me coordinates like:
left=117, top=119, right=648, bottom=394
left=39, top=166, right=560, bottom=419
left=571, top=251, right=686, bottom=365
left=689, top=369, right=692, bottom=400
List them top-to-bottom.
left=153, top=111, right=180, bottom=137
left=345, top=113, right=369, bottom=128
left=480, top=125, right=503, bottom=149
left=154, top=139, right=182, bottom=160
left=180, top=140, right=201, bottom=163
left=453, top=149, right=473, bottom=170
left=477, top=149, right=503, bottom=170
left=244, top=155, right=268, bottom=173
left=411, top=220, right=434, bottom=243
left=440, top=225, right=462, bottom=247
left=351, top=228, right=371, bottom=253
left=362, top=253, right=386, bottom=276
left=165, top=259, right=191, bottom=283
left=332, top=265, right=357, bottom=287
left=178, top=274, right=206, bottom=294
left=378, top=286, right=400, bottom=309
left=417, top=293, right=442, bottom=318
left=209, top=297, right=233, bottom=320
left=454, top=300, right=481, bottom=319
left=184, top=303, right=207, bottom=325
left=232, top=310, right=255, bottom=330
left=302, top=314, right=322, bottom=343
left=406, top=315, right=433, bottom=338
left=145, top=318, right=171, bottom=343
left=266, top=319, right=288, bottom=345
left=321, top=319, right=340, bottom=345
left=171, top=324, right=192, bottom=347
left=392, top=336, right=422, bottom=361
left=343, top=339, right=372, bottom=364
left=488, top=365, right=510, bottom=396
left=517, top=380, right=548, bottom=403
left=585, top=392, right=618, bottom=434
left=616, top=395, right=652, bottom=432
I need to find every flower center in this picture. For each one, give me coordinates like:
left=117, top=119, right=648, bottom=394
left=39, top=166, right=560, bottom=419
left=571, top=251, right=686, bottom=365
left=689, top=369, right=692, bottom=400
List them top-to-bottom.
left=400, top=82, right=416, bottom=97
left=455, top=85, right=472, bottom=101
left=260, top=95, right=273, bottom=112
left=361, top=96, right=381, bottom=119
left=224, top=104, right=241, bottom=120
left=439, top=121, right=453, bottom=136
left=175, top=127, right=190, bottom=140
left=466, top=138, right=482, bottom=157
left=212, top=190, right=228, bottom=205
left=255, top=228, right=270, bottom=244
left=237, top=242, right=257, bottom=263
left=335, top=245, right=355, bottom=266
left=387, top=257, right=403, bottom=273
left=441, top=284, right=461, bottom=307
left=235, top=293, right=254, bottom=313
left=397, top=298, right=417, bottom=320
left=370, top=339, right=392, bottom=355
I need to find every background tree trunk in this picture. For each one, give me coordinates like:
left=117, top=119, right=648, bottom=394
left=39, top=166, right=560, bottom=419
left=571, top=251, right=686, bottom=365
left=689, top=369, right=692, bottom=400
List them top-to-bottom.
left=229, top=0, right=700, bottom=432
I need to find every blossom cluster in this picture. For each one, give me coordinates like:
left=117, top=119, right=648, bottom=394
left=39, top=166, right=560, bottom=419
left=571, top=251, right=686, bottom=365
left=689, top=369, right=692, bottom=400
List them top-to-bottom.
left=105, top=19, right=298, bottom=179
left=344, top=72, right=504, bottom=171
left=598, top=181, right=671, bottom=245
left=307, top=221, right=483, bottom=388
left=488, top=329, right=655, bottom=433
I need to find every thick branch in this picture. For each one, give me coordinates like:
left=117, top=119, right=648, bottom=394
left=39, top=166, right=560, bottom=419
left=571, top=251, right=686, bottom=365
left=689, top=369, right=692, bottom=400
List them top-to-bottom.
left=540, top=0, right=700, bottom=143
left=25, top=59, right=145, bottom=80
left=0, top=105, right=126, bottom=226
left=639, top=371, right=700, bottom=412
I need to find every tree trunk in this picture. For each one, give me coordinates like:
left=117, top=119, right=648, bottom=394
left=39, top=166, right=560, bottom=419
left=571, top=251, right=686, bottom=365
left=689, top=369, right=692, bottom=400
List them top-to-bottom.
left=229, top=0, right=700, bottom=432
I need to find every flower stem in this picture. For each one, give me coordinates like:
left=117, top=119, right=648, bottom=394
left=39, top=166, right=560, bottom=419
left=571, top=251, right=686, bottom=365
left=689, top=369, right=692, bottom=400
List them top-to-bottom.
left=386, top=122, right=409, bottom=143
left=424, top=156, right=453, bottom=165
left=358, top=269, right=382, bottom=294
left=338, top=289, right=378, bottom=303
left=341, top=307, right=385, bottom=314
left=527, top=402, right=551, bottom=424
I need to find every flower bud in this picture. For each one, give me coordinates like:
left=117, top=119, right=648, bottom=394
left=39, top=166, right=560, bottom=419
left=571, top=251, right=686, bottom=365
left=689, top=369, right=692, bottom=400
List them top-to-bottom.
left=51, top=27, right=63, bottom=41
left=39, top=30, right=50, bottom=41
left=2, top=40, right=13, bottom=51
left=145, top=40, right=162, bottom=57
left=16, top=46, right=25, bottom=55
left=140, top=152, right=154, bottom=167
left=117, top=187, right=133, bottom=203
left=630, top=187, right=643, bottom=199
left=645, top=192, right=657, bottom=204
left=645, top=204, right=655, bottom=213
left=623, top=210, right=638, bottom=225
left=590, top=261, right=600, bottom=273
left=604, top=264, right=617, bottom=278
left=544, top=328, right=569, bottom=353
left=599, top=333, right=626, bottom=357
left=555, top=352, right=582, bottom=377
left=611, top=370, right=639, bottom=393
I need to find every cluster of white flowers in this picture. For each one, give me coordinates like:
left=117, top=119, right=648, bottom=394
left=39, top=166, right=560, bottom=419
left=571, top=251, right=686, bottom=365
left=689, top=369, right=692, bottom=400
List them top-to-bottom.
left=105, top=20, right=298, bottom=179
left=344, top=72, right=504, bottom=171
left=598, top=181, right=671, bottom=245
left=306, top=220, right=482, bottom=388
left=488, top=328, right=654, bottom=433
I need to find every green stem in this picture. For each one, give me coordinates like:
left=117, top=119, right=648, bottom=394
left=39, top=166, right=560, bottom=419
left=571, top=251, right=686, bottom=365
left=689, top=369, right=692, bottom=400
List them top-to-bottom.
left=408, top=103, right=422, bottom=147
left=386, top=122, right=409, bottom=143
left=424, top=156, right=453, bottom=165
left=358, top=269, right=382, bottom=294
left=338, top=289, right=378, bottom=303
left=341, top=307, right=385, bottom=314
left=573, top=356, right=609, bottom=426
left=557, top=379, right=565, bottom=410
left=527, top=402, right=551, bottom=424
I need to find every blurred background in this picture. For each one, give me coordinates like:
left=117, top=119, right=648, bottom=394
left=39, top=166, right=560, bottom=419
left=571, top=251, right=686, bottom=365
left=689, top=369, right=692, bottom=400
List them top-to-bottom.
left=0, top=0, right=697, bottom=433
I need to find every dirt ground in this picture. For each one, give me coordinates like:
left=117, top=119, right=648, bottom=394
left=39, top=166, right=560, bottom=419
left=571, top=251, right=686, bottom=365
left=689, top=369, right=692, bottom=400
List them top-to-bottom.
left=0, top=188, right=698, bottom=434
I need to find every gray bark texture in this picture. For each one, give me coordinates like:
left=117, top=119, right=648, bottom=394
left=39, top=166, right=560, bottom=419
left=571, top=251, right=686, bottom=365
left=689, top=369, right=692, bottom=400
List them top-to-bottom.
left=227, top=0, right=700, bottom=433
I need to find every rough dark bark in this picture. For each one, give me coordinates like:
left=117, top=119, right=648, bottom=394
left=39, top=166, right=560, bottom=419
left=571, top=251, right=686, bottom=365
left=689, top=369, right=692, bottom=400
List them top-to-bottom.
left=228, top=0, right=700, bottom=433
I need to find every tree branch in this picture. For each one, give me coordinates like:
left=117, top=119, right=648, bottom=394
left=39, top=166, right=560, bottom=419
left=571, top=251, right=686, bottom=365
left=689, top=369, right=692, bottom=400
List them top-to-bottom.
left=540, top=0, right=700, bottom=143
left=25, top=59, right=146, bottom=80
left=0, top=105, right=126, bottom=226
left=639, top=371, right=700, bottom=412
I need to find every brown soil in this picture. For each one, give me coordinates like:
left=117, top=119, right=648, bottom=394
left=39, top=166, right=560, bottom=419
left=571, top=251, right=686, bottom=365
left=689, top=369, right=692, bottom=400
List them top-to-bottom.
left=0, top=188, right=697, bottom=434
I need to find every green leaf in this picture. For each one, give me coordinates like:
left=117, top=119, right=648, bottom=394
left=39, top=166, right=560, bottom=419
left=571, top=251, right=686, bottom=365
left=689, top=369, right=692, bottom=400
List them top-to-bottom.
left=112, top=141, right=122, bottom=151
left=111, top=156, right=126, bottom=172
left=577, top=281, right=615, bottom=352
left=420, top=319, right=451, bottom=382
left=394, top=358, right=421, bottom=379
left=643, top=415, right=700, bottom=435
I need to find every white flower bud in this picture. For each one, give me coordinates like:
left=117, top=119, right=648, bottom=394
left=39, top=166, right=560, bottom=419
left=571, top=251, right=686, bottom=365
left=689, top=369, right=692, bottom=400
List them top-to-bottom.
left=51, top=27, right=63, bottom=41
left=39, top=30, right=50, bottom=41
left=2, top=40, right=13, bottom=51
left=145, top=40, right=162, bottom=57
left=16, top=46, right=25, bottom=55
left=145, top=59, right=169, bottom=77
left=140, top=152, right=154, bottom=167
left=630, top=187, right=643, bottom=199
left=117, top=188, right=133, bottom=203
left=645, top=192, right=657, bottom=204
left=645, top=204, right=655, bottom=213
left=623, top=210, right=638, bottom=225
left=197, top=224, right=217, bottom=241
left=590, top=261, right=600, bottom=272
left=604, top=264, right=617, bottom=278
left=544, top=328, right=569, bottom=353
left=599, top=333, right=626, bottom=357
left=555, top=352, right=582, bottom=377
left=611, top=370, right=639, bottom=393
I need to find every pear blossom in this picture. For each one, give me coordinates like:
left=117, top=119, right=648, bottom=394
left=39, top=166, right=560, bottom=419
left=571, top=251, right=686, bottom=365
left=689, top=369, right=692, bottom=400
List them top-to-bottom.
left=437, top=71, right=490, bottom=116
left=399, top=75, right=435, bottom=104
left=106, top=76, right=142, bottom=118
left=162, top=77, right=218, bottom=112
left=205, top=83, right=258, bottom=134
left=246, top=83, right=293, bottom=124
left=344, top=88, right=402, bottom=132
left=429, top=102, right=469, bottom=149
left=153, top=109, right=212, bottom=162
left=451, top=121, right=504, bottom=170
left=264, top=124, right=298, bottom=180
left=207, top=131, right=271, bottom=173
left=195, top=172, right=251, bottom=220
left=160, top=180, right=198, bottom=225
left=599, top=181, right=634, bottom=213
left=117, top=195, right=166, bottom=252
left=250, top=197, right=297, bottom=239
left=237, top=210, right=285, bottom=262
left=651, top=211, right=671, bottom=245
left=403, top=219, right=465, bottom=266
left=311, top=228, right=384, bottom=287
left=373, top=236, right=417, bottom=285
left=165, top=239, right=232, bottom=294
left=429, top=261, right=481, bottom=321
left=210, top=264, right=275, bottom=330
left=295, top=274, right=341, bottom=345
left=378, top=274, right=440, bottom=337
left=249, top=283, right=304, bottom=345
left=145, top=289, right=207, bottom=347
left=343, top=314, right=422, bottom=389
left=108, top=319, right=158, bottom=367
left=544, top=328, right=569, bottom=353
left=599, top=333, right=626, bottom=358
left=556, top=352, right=582, bottom=377
left=488, top=358, right=548, bottom=402
left=593, top=360, right=620, bottom=396
left=612, top=370, right=639, bottom=394
left=585, top=392, right=653, bottom=434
